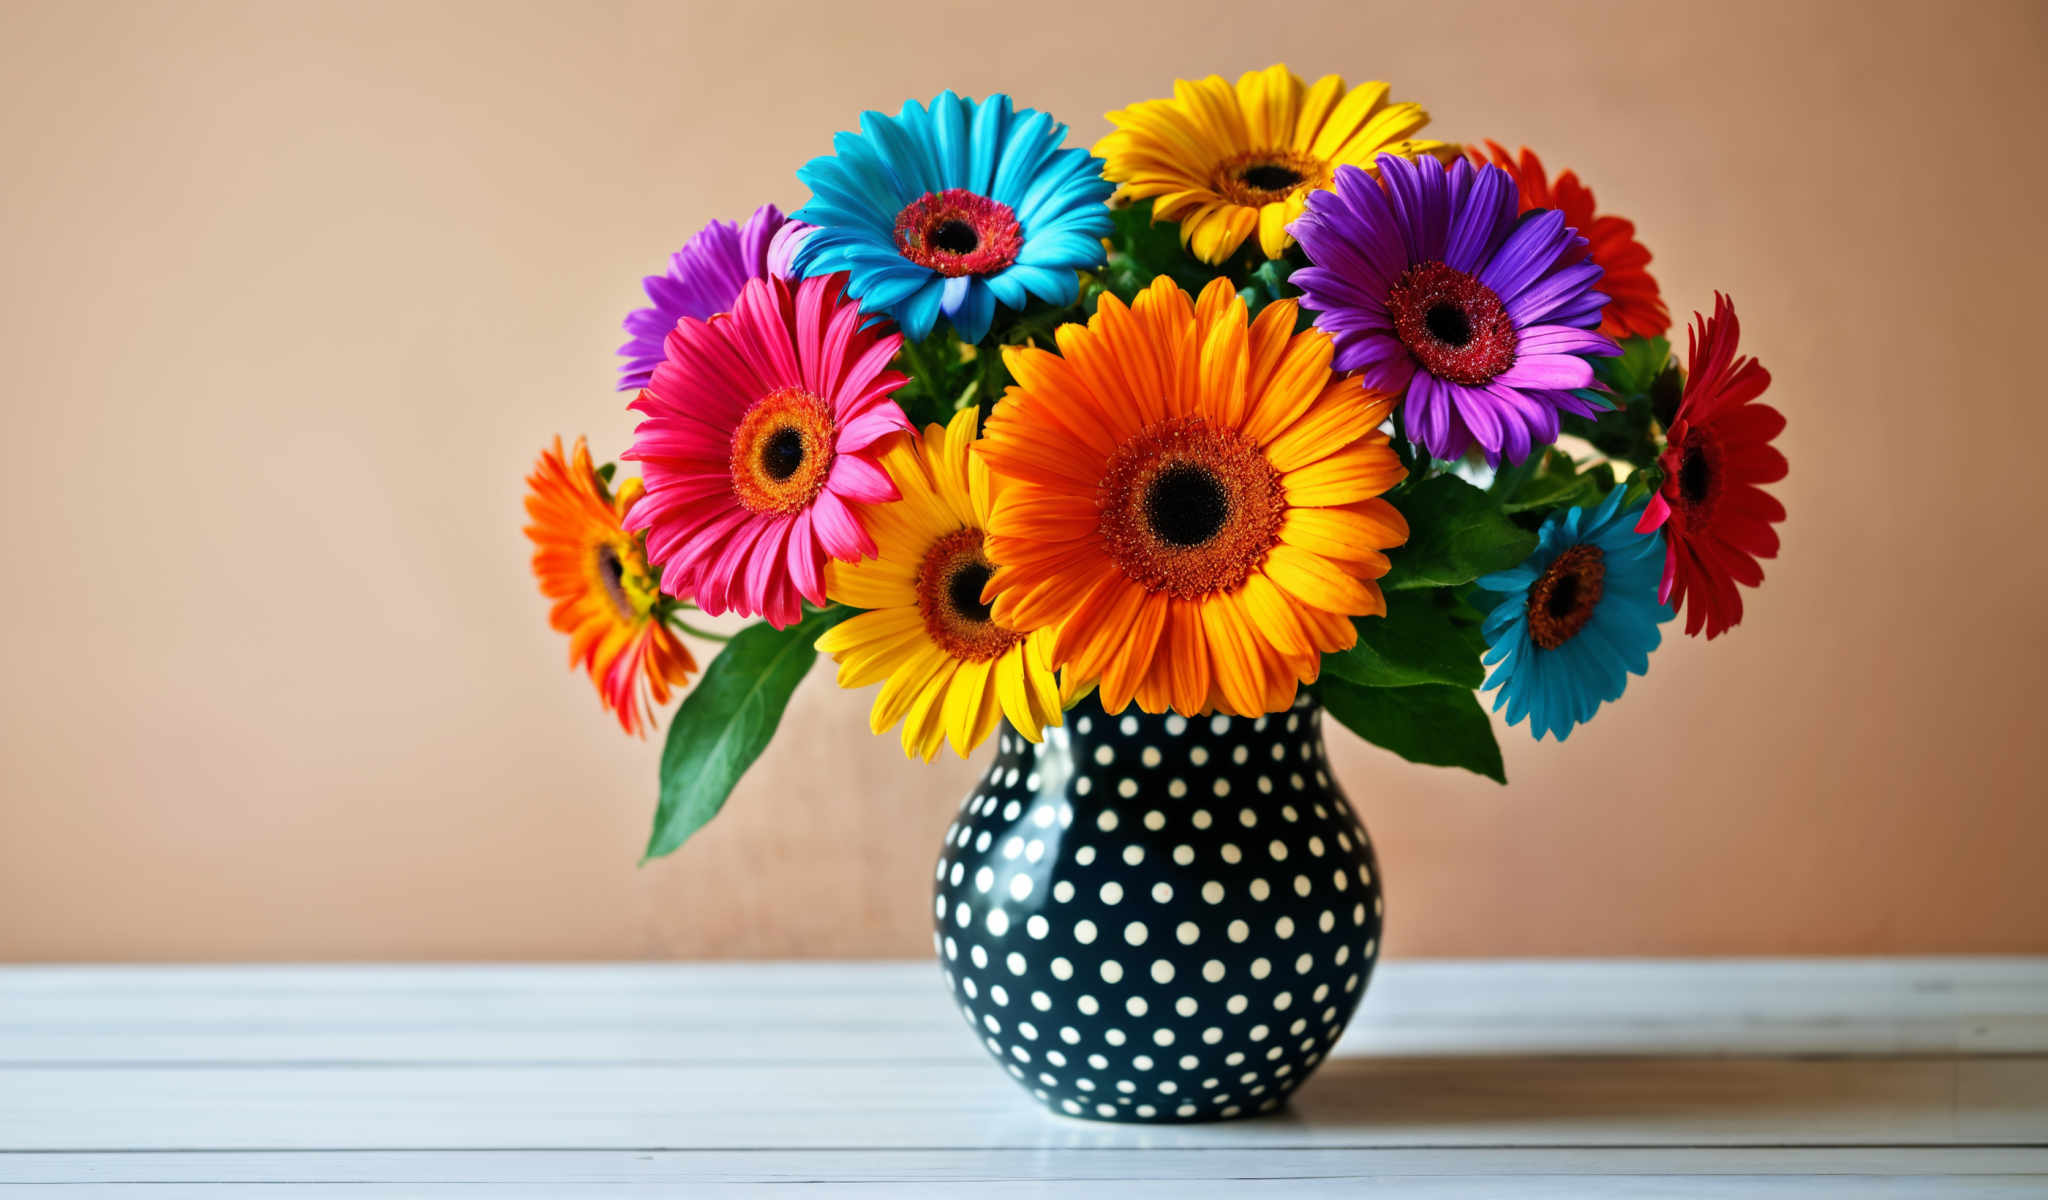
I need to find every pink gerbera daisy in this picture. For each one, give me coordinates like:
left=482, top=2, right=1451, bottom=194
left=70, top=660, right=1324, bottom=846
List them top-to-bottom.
left=623, top=272, right=914, bottom=628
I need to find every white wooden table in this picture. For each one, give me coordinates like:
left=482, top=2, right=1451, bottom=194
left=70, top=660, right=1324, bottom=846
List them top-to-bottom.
left=1, top=960, right=2043, bottom=1196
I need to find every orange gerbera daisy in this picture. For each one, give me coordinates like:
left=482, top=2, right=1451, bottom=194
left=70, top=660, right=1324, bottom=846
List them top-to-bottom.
left=1465, top=140, right=1670, bottom=341
left=977, top=276, right=1409, bottom=717
left=524, top=436, right=697, bottom=736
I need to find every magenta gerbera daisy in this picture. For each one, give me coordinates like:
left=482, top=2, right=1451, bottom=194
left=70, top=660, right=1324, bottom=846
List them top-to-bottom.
left=1291, top=153, right=1620, bottom=465
left=622, top=272, right=914, bottom=628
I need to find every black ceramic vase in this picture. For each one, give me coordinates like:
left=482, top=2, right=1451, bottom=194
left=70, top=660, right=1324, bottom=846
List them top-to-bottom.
left=932, top=690, right=1383, bottom=1123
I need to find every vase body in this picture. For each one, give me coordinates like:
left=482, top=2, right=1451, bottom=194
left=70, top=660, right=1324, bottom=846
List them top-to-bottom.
left=932, top=691, right=1383, bottom=1123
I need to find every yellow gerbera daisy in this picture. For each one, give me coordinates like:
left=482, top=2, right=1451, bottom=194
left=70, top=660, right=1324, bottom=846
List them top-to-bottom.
left=1095, top=64, right=1455, bottom=265
left=977, top=276, right=1409, bottom=718
left=817, top=407, right=1064, bottom=760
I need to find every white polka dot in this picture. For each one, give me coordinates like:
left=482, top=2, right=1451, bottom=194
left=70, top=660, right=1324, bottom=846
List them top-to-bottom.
left=1120, top=715, right=1140, bottom=735
left=1165, top=715, right=1188, bottom=735
left=1210, top=715, right=1232, bottom=735
left=1077, top=716, right=1093, bottom=734
left=1094, top=745, right=1115, bottom=766
left=1232, top=745, right=1249, bottom=765
left=1190, top=746, right=1210, bottom=766
left=1141, top=747, right=1163, bottom=768
left=1257, top=776, right=1273, bottom=794
left=1075, top=777, right=1093, bottom=796
left=1117, top=778, right=1139, bottom=798
left=1211, top=778, right=1231, bottom=797
left=1168, top=779, right=1188, bottom=798
left=1003, top=800, right=1022, bottom=820
left=1032, top=803, right=1054, bottom=826
left=1281, top=805, right=1299, bottom=822
left=1237, top=807, right=1257, bottom=828
left=1143, top=809, right=1166, bottom=831
left=1096, top=810, right=1119, bottom=832
left=976, top=832, right=992, bottom=850
left=1307, top=836, right=1325, bottom=857
left=1000, top=838, right=1022, bottom=860
left=1025, top=840, right=1045, bottom=863
left=1268, top=840, right=1289, bottom=862
left=1123, top=844, right=1145, bottom=866
left=1221, top=844, right=1243, bottom=864
left=1172, top=845, right=1195, bottom=865
left=1075, top=846, right=1097, bottom=866
left=974, top=867, right=995, bottom=892
left=1010, top=874, right=1034, bottom=901
left=1293, top=875, right=1312, bottom=897
left=1249, top=878, right=1271, bottom=901
left=1053, top=881, right=1076, bottom=903
left=1099, top=881, right=1123, bottom=904
left=1202, top=881, right=1225, bottom=904
left=1150, top=882, right=1173, bottom=903
left=954, top=901, right=972, bottom=927
left=986, top=910, right=1010, bottom=936
left=1319, top=910, right=1336, bottom=933
left=1275, top=916, right=1296, bottom=938
left=1074, top=919, right=1098, bottom=945
left=1227, top=919, right=1250, bottom=943
left=1124, top=920, right=1149, bottom=946
left=1176, top=921, right=1200, bottom=945
left=1007, top=952, right=1027, bottom=975
left=1295, top=952, right=1315, bottom=974
left=1051, top=957, right=1074, bottom=981
left=1251, top=957, right=1271, bottom=979
left=1100, top=959, right=1124, bottom=984
left=1150, top=959, right=1175, bottom=984
left=1203, top=959, right=1226, bottom=982
left=991, top=984, right=1010, bottom=1006
left=1031, top=990, right=1052, bottom=1011
left=1274, top=992, right=1293, bottom=1011
left=1077, top=994, right=1100, bottom=1014
left=1227, top=994, right=1249, bottom=1014
left=1125, top=995, right=1148, bottom=1017
left=1176, top=996, right=1199, bottom=1017
left=1249, top=1024, right=1269, bottom=1041
left=1153, top=1027, right=1176, bottom=1046
left=1105, top=1029, right=1126, bottom=1046
left=1047, top=1050, right=1068, bottom=1066
left=1134, top=1054, right=1154, bottom=1071
left=1177, top=1103, right=1198, bottom=1117
left=1136, top=1104, right=1157, bottom=1118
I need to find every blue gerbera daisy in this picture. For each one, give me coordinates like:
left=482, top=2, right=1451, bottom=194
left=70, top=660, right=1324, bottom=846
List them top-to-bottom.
left=791, top=91, right=1114, bottom=344
left=1477, top=486, right=1672, bottom=741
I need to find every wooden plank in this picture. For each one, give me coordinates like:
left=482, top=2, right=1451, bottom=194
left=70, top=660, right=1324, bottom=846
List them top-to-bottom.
left=3, top=961, right=2044, bottom=1062
left=1, top=1056, right=2041, bottom=1151
left=3, top=1148, right=2045, bottom=1184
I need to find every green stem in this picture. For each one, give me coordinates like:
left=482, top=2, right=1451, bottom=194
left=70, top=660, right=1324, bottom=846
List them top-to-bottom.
left=665, top=613, right=731, bottom=643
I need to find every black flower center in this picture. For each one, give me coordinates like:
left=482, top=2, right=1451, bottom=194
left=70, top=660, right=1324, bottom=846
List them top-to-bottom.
left=1240, top=163, right=1305, bottom=192
left=930, top=219, right=979, bottom=255
left=1425, top=302, right=1473, bottom=347
left=761, top=427, right=805, bottom=481
left=1678, top=445, right=1713, bottom=505
left=1145, top=463, right=1231, bottom=548
left=594, top=542, right=632, bottom=617
left=947, top=562, right=994, bottom=624
left=1546, top=572, right=1582, bottom=621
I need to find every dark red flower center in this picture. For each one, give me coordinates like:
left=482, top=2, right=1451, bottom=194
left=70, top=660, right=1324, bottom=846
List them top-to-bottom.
left=894, top=189, right=1023, bottom=277
left=1385, top=260, right=1518, bottom=386
left=1662, top=430, right=1723, bottom=525
left=1526, top=544, right=1606, bottom=650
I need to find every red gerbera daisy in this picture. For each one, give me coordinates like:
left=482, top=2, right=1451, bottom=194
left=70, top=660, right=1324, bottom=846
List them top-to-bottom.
left=1465, top=140, right=1669, bottom=341
left=1636, top=294, right=1786, bottom=638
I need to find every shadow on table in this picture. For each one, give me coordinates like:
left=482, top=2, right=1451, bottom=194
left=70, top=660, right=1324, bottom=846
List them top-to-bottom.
left=1276, top=1053, right=1937, bottom=1136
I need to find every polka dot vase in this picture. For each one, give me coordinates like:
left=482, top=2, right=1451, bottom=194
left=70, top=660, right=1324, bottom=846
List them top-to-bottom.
left=932, top=691, right=1384, bottom=1123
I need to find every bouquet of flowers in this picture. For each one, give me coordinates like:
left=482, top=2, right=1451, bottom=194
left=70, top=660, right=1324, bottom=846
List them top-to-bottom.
left=524, top=65, right=1787, bottom=861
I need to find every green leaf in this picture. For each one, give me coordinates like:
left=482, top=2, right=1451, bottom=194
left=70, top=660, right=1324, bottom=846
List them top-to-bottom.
left=1102, top=199, right=1213, bottom=302
left=1594, top=335, right=1671, bottom=398
left=1501, top=449, right=1602, bottom=514
left=1382, top=474, right=1538, bottom=591
left=1324, top=590, right=1483, bottom=689
left=643, top=606, right=852, bottom=862
left=1321, top=678, right=1506, bottom=784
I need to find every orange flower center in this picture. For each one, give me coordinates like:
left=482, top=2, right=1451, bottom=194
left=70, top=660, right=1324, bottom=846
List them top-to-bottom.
left=1213, top=149, right=1328, bottom=207
left=729, top=387, right=835, bottom=516
left=1097, top=417, right=1285, bottom=598
left=915, top=527, right=1024, bottom=662
left=1526, top=544, right=1606, bottom=650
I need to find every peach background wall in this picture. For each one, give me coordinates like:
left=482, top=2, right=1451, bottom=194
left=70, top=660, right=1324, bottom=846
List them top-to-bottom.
left=2, top=0, right=2044, bottom=961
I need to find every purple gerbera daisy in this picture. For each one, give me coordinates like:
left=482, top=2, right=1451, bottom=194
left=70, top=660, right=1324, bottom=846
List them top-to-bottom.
left=1290, top=154, right=1620, bottom=465
left=614, top=204, right=812, bottom=390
